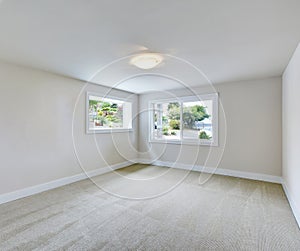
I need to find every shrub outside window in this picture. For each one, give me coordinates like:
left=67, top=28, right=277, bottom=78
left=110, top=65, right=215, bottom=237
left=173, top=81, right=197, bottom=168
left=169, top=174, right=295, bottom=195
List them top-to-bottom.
left=87, top=93, right=132, bottom=133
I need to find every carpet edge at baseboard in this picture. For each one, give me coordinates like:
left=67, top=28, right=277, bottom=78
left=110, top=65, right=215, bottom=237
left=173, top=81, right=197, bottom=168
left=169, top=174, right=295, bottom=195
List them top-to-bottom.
left=0, top=160, right=135, bottom=205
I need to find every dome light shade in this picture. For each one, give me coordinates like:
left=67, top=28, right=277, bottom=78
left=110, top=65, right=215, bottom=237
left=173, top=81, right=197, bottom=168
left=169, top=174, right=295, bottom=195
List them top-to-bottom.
left=131, top=53, right=163, bottom=69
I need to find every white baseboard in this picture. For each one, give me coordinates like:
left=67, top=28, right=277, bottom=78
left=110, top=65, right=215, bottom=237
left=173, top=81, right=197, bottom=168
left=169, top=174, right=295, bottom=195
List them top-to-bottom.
left=2, top=159, right=298, bottom=229
left=138, top=159, right=282, bottom=184
left=139, top=159, right=300, bottom=227
left=0, top=160, right=134, bottom=205
left=282, top=182, right=300, bottom=228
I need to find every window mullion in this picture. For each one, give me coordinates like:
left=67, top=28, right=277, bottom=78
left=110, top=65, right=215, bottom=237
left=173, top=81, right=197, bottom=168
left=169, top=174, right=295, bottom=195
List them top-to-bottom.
left=180, top=102, right=183, bottom=141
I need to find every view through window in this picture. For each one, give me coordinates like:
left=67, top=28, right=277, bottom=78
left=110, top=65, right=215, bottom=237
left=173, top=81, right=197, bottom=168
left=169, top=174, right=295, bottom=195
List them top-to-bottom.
left=151, top=93, right=218, bottom=145
left=87, top=94, right=132, bottom=132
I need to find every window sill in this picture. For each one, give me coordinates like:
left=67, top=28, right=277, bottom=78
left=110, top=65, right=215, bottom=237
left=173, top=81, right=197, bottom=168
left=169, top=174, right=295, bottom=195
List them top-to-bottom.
left=86, top=128, right=133, bottom=134
left=149, top=139, right=218, bottom=147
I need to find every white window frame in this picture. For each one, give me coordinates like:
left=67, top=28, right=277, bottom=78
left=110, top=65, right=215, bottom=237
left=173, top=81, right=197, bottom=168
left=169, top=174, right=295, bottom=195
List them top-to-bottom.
left=86, top=92, right=133, bottom=134
left=149, top=93, right=218, bottom=146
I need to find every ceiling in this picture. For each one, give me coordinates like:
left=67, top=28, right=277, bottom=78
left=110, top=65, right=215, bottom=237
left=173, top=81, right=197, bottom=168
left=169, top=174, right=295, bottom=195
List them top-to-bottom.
left=0, top=0, right=299, bottom=93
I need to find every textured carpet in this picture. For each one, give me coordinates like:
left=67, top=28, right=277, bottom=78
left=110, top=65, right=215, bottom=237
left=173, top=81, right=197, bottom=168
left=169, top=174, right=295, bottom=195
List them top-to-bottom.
left=0, top=164, right=299, bottom=250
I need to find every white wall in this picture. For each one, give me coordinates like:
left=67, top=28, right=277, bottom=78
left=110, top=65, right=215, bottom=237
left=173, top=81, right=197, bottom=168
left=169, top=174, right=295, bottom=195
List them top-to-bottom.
left=282, top=43, right=300, bottom=225
left=0, top=59, right=283, bottom=199
left=0, top=61, right=138, bottom=195
left=138, top=78, right=282, bottom=177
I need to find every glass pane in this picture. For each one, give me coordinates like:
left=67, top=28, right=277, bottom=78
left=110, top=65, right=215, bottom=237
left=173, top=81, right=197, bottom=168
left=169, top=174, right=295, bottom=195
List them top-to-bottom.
left=89, top=96, right=131, bottom=130
left=182, top=100, right=213, bottom=140
left=153, top=102, right=180, bottom=140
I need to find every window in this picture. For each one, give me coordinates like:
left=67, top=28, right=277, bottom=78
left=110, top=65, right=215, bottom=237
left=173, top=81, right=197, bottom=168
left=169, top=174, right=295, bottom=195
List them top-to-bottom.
left=87, top=93, right=132, bottom=133
left=150, top=93, right=218, bottom=146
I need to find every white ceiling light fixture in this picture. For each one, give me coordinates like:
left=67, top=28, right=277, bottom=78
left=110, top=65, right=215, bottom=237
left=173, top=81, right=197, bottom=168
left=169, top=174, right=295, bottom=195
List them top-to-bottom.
left=130, top=53, right=163, bottom=69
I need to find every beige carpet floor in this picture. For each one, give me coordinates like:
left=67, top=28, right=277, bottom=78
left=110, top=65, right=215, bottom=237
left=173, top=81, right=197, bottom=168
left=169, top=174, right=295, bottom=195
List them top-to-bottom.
left=0, top=164, right=299, bottom=250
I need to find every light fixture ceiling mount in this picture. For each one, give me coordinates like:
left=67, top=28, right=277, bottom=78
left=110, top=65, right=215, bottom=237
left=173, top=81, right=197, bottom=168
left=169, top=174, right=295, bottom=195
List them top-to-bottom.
left=130, top=53, right=163, bottom=69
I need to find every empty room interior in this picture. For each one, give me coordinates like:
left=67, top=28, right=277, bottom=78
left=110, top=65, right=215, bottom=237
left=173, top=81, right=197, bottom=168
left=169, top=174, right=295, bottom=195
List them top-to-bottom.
left=1, top=1, right=300, bottom=250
